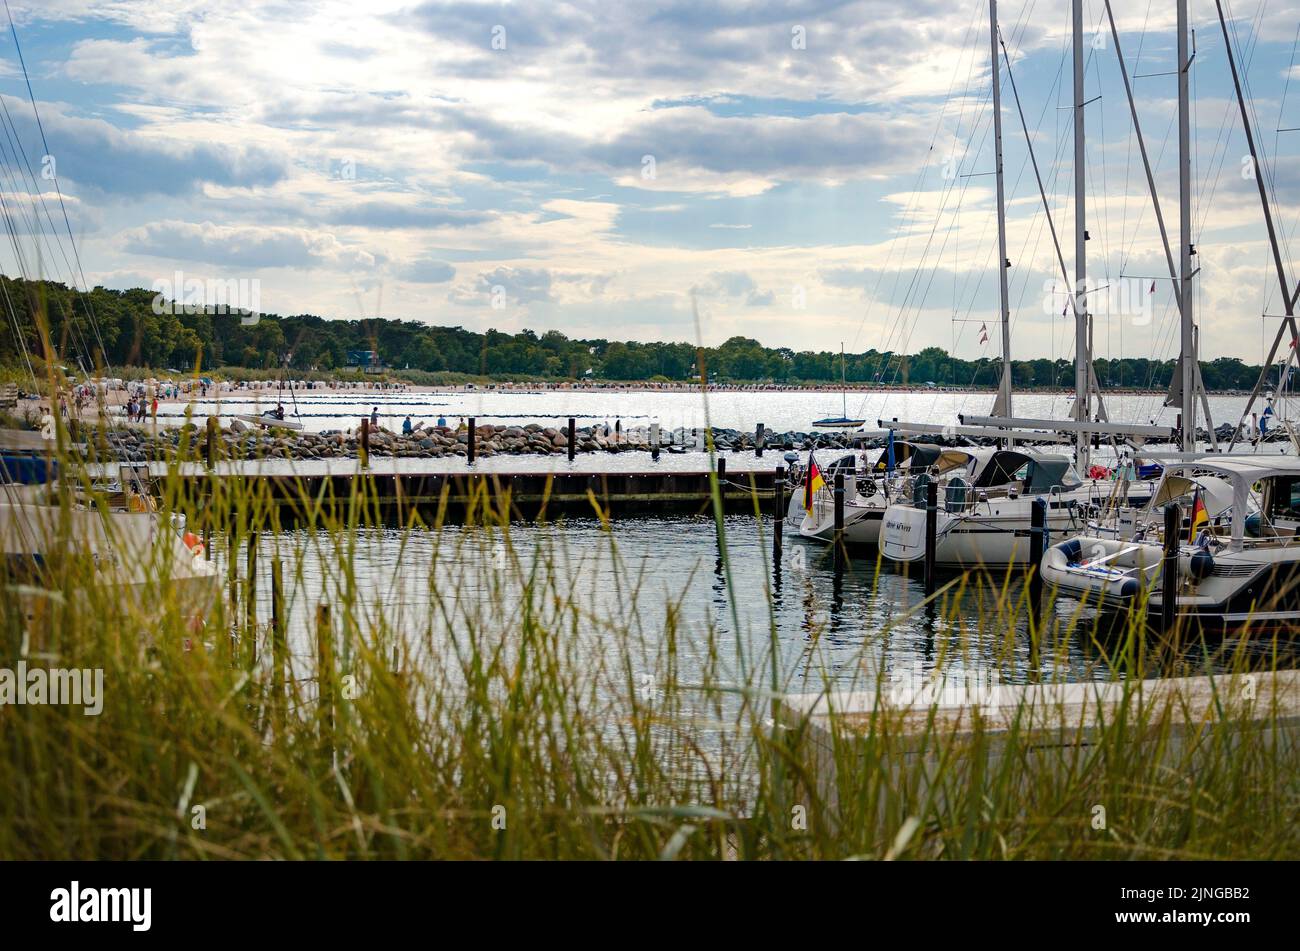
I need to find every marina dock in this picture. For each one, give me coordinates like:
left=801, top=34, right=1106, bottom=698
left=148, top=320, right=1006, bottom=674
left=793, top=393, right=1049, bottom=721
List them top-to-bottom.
left=92, top=456, right=787, bottom=521
left=778, top=670, right=1300, bottom=817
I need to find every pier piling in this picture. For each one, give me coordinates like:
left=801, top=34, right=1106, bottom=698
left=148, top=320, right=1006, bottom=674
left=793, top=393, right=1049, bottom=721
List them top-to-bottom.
left=205, top=415, right=217, bottom=470
left=359, top=417, right=370, bottom=468
left=467, top=417, right=476, bottom=465
left=567, top=418, right=576, bottom=462
left=650, top=422, right=660, bottom=462
left=755, top=422, right=764, bottom=457
left=773, top=465, right=785, bottom=565
left=833, top=471, right=845, bottom=572
left=923, top=480, right=938, bottom=595
left=1029, top=497, right=1046, bottom=612
left=1161, top=502, right=1180, bottom=630
left=246, top=531, right=258, bottom=666
left=271, top=558, right=285, bottom=720
left=316, top=603, right=334, bottom=748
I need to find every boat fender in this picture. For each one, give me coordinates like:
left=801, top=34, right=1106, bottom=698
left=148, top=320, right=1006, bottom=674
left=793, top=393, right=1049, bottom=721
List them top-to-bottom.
left=912, top=473, right=931, bottom=507
left=945, top=477, right=970, bottom=513
left=182, top=530, right=205, bottom=559
left=1186, top=549, right=1214, bottom=581
left=1119, top=577, right=1140, bottom=598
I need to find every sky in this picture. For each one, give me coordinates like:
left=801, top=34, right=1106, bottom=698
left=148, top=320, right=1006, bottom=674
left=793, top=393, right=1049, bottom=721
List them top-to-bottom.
left=4, top=0, right=1300, bottom=364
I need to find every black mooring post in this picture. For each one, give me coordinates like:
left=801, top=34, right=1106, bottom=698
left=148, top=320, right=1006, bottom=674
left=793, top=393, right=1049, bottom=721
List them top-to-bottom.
left=205, top=415, right=217, bottom=470
left=359, top=416, right=370, bottom=468
left=467, top=417, right=476, bottom=465
left=567, top=417, right=576, bottom=462
left=651, top=422, right=660, bottom=462
left=755, top=422, right=764, bottom=457
left=773, top=465, right=785, bottom=565
left=833, top=471, right=845, bottom=571
left=924, top=479, right=938, bottom=595
left=1029, top=497, right=1046, bottom=612
left=1161, top=502, right=1181, bottom=631
left=245, top=531, right=258, bottom=667
left=271, top=558, right=285, bottom=723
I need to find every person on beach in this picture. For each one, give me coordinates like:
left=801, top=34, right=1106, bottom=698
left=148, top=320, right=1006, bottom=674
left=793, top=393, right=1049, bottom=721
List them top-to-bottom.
left=371, top=406, right=379, bottom=429
left=437, top=415, right=447, bottom=428
left=402, top=416, right=413, bottom=435
left=457, top=417, right=466, bottom=432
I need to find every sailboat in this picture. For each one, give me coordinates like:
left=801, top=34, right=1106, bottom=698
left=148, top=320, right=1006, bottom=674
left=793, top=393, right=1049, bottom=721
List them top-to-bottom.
left=878, top=0, right=1177, bottom=570
left=1040, top=0, right=1300, bottom=630
left=812, top=343, right=866, bottom=428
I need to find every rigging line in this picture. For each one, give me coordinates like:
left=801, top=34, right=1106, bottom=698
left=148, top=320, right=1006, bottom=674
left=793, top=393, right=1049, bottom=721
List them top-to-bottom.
left=2, top=0, right=109, bottom=374
left=845, top=0, right=985, bottom=361
left=868, top=0, right=1042, bottom=391
left=895, top=0, right=1043, bottom=389
left=1118, top=0, right=1155, bottom=279
left=1220, top=0, right=1292, bottom=317
left=1234, top=0, right=1292, bottom=277
left=1193, top=1, right=1268, bottom=240
left=931, top=3, right=1059, bottom=372
left=858, top=23, right=1071, bottom=417
left=0, top=98, right=98, bottom=370
left=889, top=106, right=1001, bottom=384
left=0, top=144, right=96, bottom=376
left=0, top=275, right=35, bottom=381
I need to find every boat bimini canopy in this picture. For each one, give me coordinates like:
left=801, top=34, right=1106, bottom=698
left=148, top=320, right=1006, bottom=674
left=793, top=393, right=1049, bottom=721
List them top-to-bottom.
left=872, top=441, right=939, bottom=472
left=873, top=443, right=976, bottom=474
left=971, top=449, right=1033, bottom=487
left=1158, top=457, right=1300, bottom=548
left=1148, top=474, right=1236, bottom=519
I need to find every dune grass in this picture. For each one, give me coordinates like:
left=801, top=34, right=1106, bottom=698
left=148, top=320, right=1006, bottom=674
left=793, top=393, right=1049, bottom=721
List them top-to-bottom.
left=0, top=402, right=1297, bottom=861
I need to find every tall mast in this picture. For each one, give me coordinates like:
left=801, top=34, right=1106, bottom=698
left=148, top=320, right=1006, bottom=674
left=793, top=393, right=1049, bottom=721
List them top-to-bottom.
left=990, top=0, right=1013, bottom=420
left=1072, top=0, right=1090, bottom=469
left=1177, top=0, right=1196, bottom=452
left=841, top=342, right=847, bottom=417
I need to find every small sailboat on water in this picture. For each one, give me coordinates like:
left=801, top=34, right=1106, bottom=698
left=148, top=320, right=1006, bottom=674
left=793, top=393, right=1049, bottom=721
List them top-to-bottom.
left=812, top=344, right=866, bottom=429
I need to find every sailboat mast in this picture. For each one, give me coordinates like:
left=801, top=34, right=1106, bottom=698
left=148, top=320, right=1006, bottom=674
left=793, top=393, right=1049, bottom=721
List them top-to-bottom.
left=990, top=0, right=1013, bottom=421
left=1072, top=0, right=1090, bottom=470
left=1177, top=0, right=1196, bottom=453
left=841, top=342, right=847, bottom=418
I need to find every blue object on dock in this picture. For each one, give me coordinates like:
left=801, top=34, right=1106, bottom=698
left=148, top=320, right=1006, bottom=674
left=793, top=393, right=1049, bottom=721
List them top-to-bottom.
left=0, top=453, right=58, bottom=484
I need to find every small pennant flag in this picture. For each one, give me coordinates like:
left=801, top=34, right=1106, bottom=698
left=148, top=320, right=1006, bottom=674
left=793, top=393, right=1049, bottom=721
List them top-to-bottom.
left=1150, top=280, right=1156, bottom=294
left=978, top=322, right=988, bottom=344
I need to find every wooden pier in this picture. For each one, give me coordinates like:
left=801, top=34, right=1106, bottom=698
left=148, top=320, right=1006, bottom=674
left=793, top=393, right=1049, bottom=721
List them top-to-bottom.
left=112, top=458, right=785, bottom=522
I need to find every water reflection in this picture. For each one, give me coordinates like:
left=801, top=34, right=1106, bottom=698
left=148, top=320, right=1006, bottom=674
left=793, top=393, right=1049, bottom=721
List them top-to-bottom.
left=215, top=514, right=1291, bottom=691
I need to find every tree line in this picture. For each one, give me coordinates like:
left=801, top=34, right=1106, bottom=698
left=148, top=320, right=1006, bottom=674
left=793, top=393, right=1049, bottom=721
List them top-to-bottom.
left=0, top=276, right=1281, bottom=390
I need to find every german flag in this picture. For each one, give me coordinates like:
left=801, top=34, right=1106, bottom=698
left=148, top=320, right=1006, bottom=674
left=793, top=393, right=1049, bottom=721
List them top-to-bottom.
left=804, top=452, right=825, bottom=514
left=1189, top=487, right=1208, bottom=542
